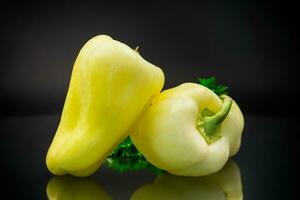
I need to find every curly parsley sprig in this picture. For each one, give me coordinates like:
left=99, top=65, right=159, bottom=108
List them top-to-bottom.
left=198, top=77, right=228, bottom=96
left=106, top=137, right=164, bottom=174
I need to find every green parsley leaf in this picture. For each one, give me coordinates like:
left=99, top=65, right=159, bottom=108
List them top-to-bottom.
left=198, top=76, right=229, bottom=96
left=106, top=137, right=164, bottom=175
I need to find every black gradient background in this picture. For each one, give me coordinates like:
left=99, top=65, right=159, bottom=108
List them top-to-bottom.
left=0, top=0, right=297, bottom=199
left=0, top=0, right=297, bottom=116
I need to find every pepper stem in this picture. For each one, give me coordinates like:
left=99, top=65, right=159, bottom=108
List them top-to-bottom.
left=134, top=46, right=140, bottom=54
left=197, top=97, right=232, bottom=144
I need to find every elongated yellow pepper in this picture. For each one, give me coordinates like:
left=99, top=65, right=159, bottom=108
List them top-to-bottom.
left=46, top=35, right=164, bottom=177
left=131, top=83, right=244, bottom=176
left=131, top=160, right=243, bottom=200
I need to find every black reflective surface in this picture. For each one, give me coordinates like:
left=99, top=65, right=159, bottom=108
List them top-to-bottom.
left=0, top=115, right=295, bottom=199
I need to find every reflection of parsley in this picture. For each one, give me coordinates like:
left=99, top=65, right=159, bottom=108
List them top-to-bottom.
left=106, top=77, right=229, bottom=174
left=198, top=77, right=228, bottom=96
left=106, top=137, right=164, bottom=175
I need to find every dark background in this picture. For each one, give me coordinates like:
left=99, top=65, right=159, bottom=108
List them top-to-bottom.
left=0, top=0, right=297, bottom=116
left=0, top=1, right=297, bottom=199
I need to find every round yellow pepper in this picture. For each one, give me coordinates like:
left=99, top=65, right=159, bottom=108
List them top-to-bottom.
left=131, top=83, right=244, bottom=176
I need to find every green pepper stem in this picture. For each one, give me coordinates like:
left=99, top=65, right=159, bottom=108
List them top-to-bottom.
left=203, top=97, right=232, bottom=137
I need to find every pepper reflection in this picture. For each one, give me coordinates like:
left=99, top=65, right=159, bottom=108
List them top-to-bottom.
left=131, top=160, right=243, bottom=200
left=47, top=176, right=112, bottom=200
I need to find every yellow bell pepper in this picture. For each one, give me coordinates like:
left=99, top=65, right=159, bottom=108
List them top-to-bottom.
left=46, top=35, right=164, bottom=177
left=131, top=83, right=244, bottom=176
left=131, top=160, right=243, bottom=200
left=47, top=176, right=112, bottom=200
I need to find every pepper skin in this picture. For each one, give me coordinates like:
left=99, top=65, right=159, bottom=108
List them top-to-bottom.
left=46, top=35, right=164, bottom=177
left=131, top=83, right=244, bottom=176
left=131, top=160, right=243, bottom=200
left=47, top=176, right=112, bottom=200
